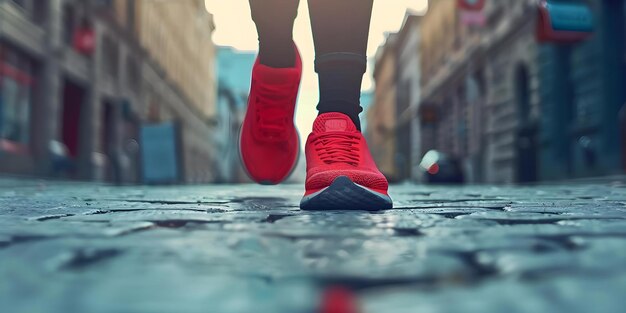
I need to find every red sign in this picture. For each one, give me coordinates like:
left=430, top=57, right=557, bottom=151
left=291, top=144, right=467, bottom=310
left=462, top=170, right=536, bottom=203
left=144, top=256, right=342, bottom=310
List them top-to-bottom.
left=457, top=0, right=485, bottom=11
left=73, top=28, right=96, bottom=55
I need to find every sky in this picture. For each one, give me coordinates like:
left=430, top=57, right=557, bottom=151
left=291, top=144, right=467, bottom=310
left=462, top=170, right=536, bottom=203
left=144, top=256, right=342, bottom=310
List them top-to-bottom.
left=204, top=0, right=428, bottom=135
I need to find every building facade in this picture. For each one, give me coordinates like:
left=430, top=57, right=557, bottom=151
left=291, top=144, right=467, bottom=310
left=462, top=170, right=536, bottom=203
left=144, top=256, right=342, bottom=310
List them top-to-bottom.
left=0, top=0, right=218, bottom=184
left=130, top=0, right=218, bottom=183
left=132, top=0, right=217, bottom=119
left=414, top=0, right=625, bottom=184
left=416, top=0, right=547, bottom=184
left=417, top=0, right=494, bottom=183
left=481, top=0, right=540, bottom=184
left=538, top=0, right=625, bottom=180
left=395, top=14, right=422, bottom=182
left=368, top=33, right=399, bottom=182
left=215, top=46, right=254, bottom=183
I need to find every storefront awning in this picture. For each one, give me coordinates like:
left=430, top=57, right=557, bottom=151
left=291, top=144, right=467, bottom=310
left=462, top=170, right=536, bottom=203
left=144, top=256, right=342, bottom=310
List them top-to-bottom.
left=537, top=0, right=594, bottom=43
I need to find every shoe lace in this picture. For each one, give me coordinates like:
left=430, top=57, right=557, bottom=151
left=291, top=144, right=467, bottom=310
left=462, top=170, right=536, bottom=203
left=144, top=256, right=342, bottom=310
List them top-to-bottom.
left=255, top=82, right=292, bottom=142
left=313, top=132, right=361, bottom=166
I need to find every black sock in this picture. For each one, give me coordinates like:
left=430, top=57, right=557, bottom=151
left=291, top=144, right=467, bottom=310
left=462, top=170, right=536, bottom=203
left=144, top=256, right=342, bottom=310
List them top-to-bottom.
left=258, top=38, right=295, bottom=68
left=316, top=54, right=366, bottom=131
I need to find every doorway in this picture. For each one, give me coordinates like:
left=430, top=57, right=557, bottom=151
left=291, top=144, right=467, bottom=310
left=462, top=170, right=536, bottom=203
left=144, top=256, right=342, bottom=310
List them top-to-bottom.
left=620, top=1, right=626, bottom=173
left=514, top=64, right=539, bottom=183
left=61, top=80, right=84, bottom=158
left=101, top=100, right=118, bottom=183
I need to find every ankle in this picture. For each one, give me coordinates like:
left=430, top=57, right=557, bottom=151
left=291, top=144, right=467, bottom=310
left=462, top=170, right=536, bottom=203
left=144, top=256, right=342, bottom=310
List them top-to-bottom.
left=258, top=41, right=296, bottom=68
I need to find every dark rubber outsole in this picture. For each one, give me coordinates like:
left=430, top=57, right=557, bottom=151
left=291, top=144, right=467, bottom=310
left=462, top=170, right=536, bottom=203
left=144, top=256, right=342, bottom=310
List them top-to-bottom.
left=300, top=176, right=393, bottom=211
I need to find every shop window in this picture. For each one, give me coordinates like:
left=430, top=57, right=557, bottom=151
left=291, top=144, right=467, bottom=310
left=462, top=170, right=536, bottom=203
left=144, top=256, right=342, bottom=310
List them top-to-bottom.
left=0, top=44, right=35, bottom=153
left=1, top=77, right=31, bottom=144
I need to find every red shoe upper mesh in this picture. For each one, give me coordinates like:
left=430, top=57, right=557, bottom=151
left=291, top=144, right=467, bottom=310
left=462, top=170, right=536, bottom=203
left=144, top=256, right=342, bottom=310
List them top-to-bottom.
left=306, top=113, right=389, bottom=192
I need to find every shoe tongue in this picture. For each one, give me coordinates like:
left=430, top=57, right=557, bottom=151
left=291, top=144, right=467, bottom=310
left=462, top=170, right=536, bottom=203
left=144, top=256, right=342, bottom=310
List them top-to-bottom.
left=313, top=113, right=357, bottom=133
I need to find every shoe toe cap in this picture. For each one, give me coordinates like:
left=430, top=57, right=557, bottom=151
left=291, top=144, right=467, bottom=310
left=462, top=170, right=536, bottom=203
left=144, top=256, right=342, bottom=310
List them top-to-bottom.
left=240, top=130, right=299, bottom=184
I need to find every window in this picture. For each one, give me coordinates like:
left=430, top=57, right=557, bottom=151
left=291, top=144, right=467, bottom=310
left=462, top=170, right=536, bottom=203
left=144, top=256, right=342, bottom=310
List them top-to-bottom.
left=9, top=0, right=48, bottom=25
left=10, top=0, right=27, bottom=9
left=126, top=0, right=136, bottom=33
left=63, top=4, right=76, bottom=45
left=102, top=36, right=119, bottom=79
left=0, top=43, right=36, bottom=151
left=126, top=57, right=140, bottom=92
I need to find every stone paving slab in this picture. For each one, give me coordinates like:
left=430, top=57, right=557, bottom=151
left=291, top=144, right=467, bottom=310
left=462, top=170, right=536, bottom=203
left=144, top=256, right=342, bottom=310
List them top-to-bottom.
left=1, top=179, right=626, bottom=313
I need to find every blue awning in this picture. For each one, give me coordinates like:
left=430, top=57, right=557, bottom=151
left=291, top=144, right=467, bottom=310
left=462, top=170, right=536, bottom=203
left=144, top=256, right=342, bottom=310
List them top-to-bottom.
left=537, top=0, right=594, bottom=43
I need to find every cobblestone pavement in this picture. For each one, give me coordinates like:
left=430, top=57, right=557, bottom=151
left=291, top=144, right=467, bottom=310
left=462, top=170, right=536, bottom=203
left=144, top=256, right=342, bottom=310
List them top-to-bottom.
left=1, top=178, right=626, bottom=313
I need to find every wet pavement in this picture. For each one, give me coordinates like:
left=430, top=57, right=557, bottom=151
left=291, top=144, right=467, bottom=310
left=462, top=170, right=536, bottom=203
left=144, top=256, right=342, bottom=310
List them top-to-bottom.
left=1, top=178, right=626, bottom=313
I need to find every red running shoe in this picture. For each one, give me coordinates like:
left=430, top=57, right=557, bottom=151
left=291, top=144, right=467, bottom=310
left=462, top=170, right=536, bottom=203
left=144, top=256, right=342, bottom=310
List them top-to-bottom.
left=239, top=46, right=302, bottom=185
left=301, top=112, right=393, bottom=211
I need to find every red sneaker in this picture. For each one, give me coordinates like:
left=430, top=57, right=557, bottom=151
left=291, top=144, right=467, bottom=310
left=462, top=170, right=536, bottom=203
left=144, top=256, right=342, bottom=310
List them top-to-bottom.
left=239, top=46, right=302, bottom=185
left=301, top=113, right=393, bottom=211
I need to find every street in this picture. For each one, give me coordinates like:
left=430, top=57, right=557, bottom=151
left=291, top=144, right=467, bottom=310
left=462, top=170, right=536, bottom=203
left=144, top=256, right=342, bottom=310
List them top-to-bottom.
left=1, top=178, right=626, bottom=313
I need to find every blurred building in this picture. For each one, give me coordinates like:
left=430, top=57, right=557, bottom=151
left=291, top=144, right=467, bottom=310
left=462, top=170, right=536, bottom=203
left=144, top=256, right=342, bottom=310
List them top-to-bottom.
left=0, top=0, right=218, bottom=184
left=129, top=0, right=218, bottom=183
left=133, top=0, right=216, bottom=118
left=372, top=0, right=625, bottom=184
left=417, top=0, right=493, bottom=184
left=538, top=0, right=625, bottom=180
left=368, top=14, right=422, bottom=183
left=395, top=14, right=422, bottom=182
left=368, top=33, right=399, bottom=182
left=215, top=46, right=255, bottom=183
left=360, top=90, right=373, bottom=134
